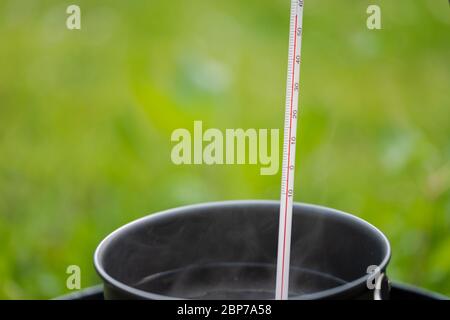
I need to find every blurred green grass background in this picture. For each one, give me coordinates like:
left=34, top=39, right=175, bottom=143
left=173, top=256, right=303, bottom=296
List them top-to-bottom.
left=0, top=0, right=449, bottom=298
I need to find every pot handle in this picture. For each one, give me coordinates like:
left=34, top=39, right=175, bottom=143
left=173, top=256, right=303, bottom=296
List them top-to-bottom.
left=374, top=273, right=391, bottom=300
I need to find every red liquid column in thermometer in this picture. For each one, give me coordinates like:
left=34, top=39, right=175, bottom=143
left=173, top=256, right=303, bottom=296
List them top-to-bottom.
left=275, top=0, right=304, bottom=301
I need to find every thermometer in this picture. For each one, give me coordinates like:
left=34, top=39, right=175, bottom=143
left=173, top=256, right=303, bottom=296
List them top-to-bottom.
left=275, top=0, right=305, bottom=300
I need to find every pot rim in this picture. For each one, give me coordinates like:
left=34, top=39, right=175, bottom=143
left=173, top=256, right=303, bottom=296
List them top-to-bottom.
left=94, top=200, right=391, bottom=300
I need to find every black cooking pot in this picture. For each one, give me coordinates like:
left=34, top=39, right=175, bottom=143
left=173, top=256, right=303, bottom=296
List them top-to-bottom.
left=94, top=200, right=391, bottom=300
